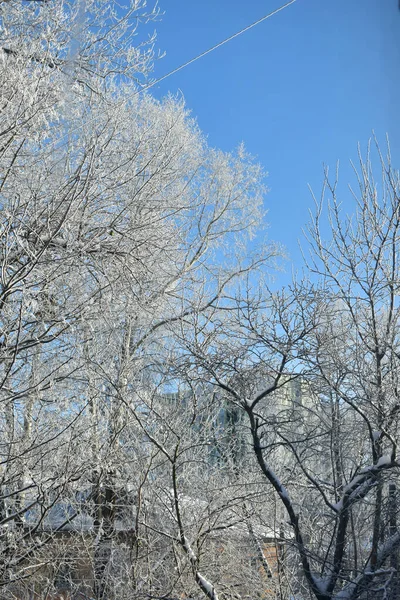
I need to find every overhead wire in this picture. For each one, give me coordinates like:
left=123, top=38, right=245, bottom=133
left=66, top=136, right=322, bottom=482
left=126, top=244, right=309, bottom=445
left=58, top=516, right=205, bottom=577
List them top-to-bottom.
left=22, top=0, right=298, bottom=151
left=139, top=0, right=297, bottom=94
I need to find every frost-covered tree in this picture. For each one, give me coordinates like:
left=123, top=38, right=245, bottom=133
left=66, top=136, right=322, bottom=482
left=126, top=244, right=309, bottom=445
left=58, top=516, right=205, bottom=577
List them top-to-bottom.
left=0, top=1, right=278, bottom=597
left=8, top=4, right=399, bottom=600
left=178, top=143, right=400, bottom=600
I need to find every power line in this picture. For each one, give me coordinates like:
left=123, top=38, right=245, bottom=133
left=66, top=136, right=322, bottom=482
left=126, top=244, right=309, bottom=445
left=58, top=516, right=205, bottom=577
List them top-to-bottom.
left=30, top=0, right=297, bottom=151
left=140, top=0, right=297, bottom=93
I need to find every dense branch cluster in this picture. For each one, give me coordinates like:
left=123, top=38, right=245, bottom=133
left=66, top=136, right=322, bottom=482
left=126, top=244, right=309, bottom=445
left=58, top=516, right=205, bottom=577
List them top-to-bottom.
left=0, top=1, right=399, bottom=600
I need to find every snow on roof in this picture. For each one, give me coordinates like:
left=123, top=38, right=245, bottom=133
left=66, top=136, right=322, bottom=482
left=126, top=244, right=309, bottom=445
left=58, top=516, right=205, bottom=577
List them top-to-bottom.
left=4, top=487, right=291, bottom=541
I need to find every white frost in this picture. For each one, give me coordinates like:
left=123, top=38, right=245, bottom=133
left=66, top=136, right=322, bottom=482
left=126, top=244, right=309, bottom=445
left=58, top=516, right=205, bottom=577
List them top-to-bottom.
left=371, top=430, right=381, bottom=442
left=376, top=455, right=391, bottom=467
left=332, top=499, right=343, bottom=512
left=183, top=536, right=197, bottom=562
left=197, top=572, right=219, bottom=600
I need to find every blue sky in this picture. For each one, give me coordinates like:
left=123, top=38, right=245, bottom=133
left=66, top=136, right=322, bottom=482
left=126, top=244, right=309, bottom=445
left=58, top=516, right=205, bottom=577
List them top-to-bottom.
left=149, top=0, right=400, bottom=275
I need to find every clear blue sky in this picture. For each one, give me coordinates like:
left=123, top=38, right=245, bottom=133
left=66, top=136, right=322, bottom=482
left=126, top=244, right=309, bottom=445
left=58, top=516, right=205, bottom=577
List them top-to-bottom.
left=149, top=0, right=400, bottom=274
